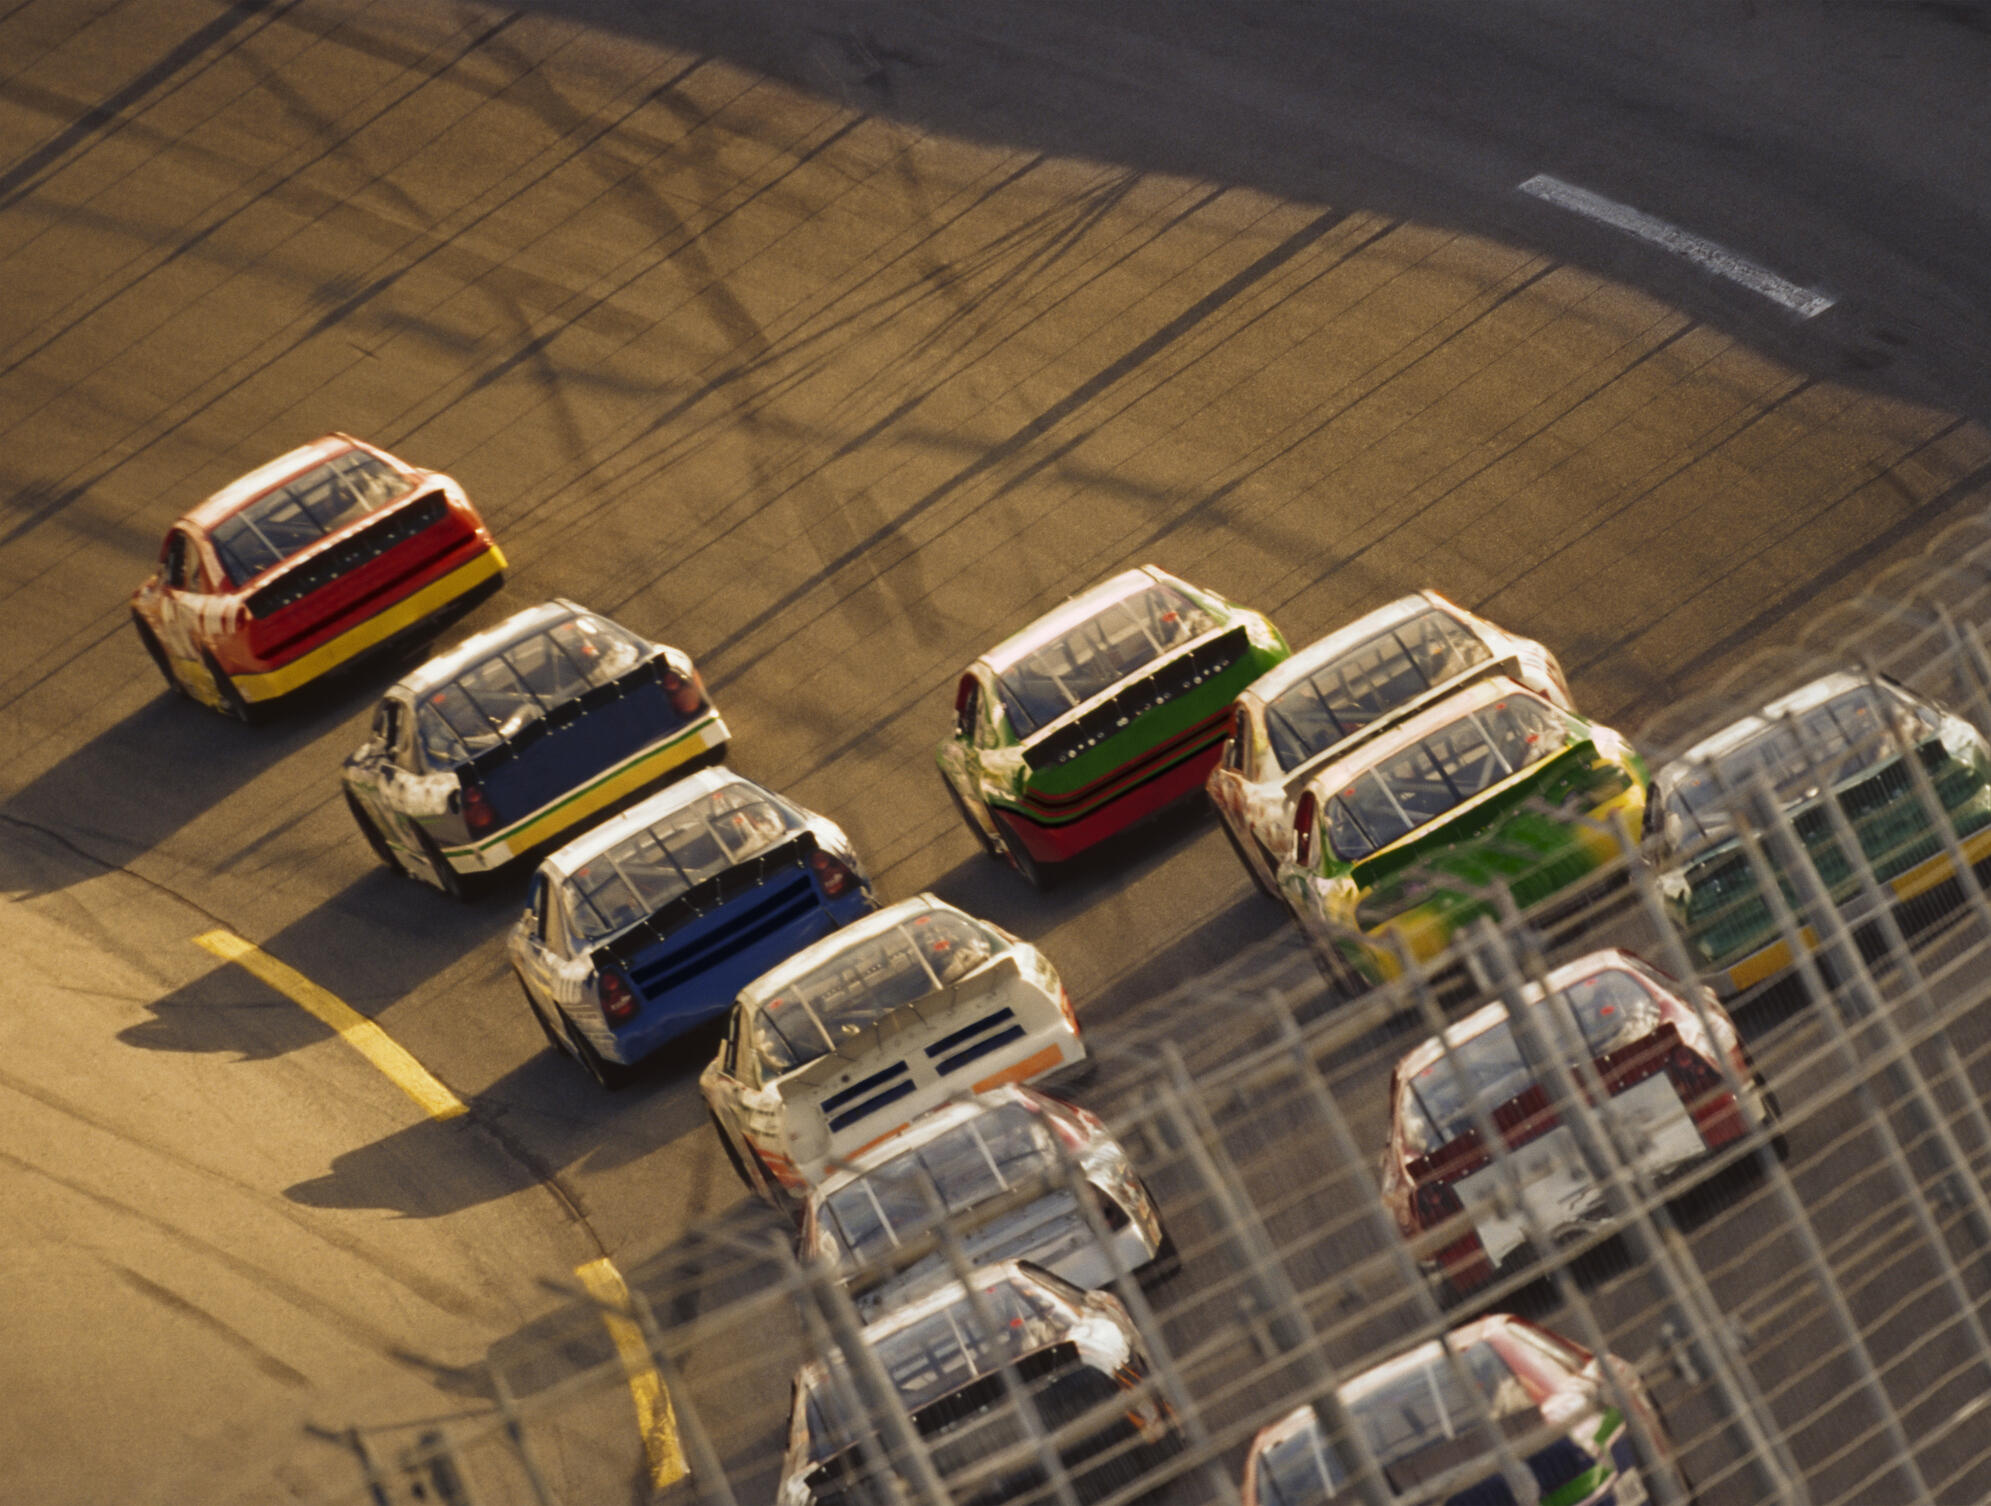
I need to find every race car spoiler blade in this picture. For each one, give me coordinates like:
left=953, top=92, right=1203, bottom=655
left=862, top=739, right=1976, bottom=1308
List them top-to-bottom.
left=1021, top=624, right=1251, bottom=774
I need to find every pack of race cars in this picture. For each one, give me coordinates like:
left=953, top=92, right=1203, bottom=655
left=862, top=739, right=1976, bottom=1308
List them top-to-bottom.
left=135, top=436, right=1991, bottom=1505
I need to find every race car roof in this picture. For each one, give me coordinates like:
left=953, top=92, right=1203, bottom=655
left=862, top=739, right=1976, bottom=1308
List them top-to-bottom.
left=181, top=434, right=382, bottom=531
left=979, top=566, right=1177, bottom=673
left=1238, top=592, right=1452, bottom=707
left=392, top=598, right=626, bottom=698
left=1655, top=670, right=1879, bottom=780
left=1296, top=674, right=1556, bottom=795
left=536, top=765, right=758, bottom=880
left=735, top=893, right=952, bottom=1010
left=1392, top=947, right=1649, bottom=1080
left=809, top=1085, right=1039, bottom=1202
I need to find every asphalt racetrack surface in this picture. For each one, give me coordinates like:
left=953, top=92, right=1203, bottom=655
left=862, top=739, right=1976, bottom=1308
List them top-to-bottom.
left=4, top=2, right=1991, bottom=1502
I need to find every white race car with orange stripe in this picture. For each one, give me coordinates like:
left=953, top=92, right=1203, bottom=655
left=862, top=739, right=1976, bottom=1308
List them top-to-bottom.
left=699, top=895, right=1086, bottom=1213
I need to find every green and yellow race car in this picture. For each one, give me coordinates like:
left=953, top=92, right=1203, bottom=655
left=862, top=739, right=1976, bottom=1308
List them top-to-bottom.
left=937, top=566, right=1289, bottom=887
left=1646, top=672, right=1991, bottom=999
left=1275, top=676, right=1647, bottom=995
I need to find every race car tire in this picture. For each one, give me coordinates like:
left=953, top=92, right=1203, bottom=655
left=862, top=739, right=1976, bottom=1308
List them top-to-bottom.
left=131, top=614, right=186, bottom=697
left=201, top=648, right=261, bottom=723
left=940, top=771, right=1002, bottom=860
left=344, top=791, right=402, bottom=871
left=993, top=811, right=1057, bottom=891
left=1218, top=812, right=1279, bottom=901
left=414, top=826, right=472, bottom=901
left=516, top=973, right=567, bottom=1054
left=562, top=1011, right=634, bottom=1090
left=707, top=1106, right=755, bottom=1191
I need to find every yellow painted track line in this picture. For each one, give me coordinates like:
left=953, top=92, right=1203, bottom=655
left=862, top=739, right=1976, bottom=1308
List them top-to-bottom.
left=193, top=931, right=467, bottom=1121
left=574, top=1257, right=689, bottom=1489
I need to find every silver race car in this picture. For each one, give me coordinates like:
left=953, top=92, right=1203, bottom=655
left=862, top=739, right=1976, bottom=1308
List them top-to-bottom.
left=1208, top=591, right=1569, bottom=897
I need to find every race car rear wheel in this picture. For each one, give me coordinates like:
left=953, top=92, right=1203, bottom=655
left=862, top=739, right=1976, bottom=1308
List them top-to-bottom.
left=131, top=614, right=184, bottom=697
left=200, top=649, right=259, bottom=723
left=940, top=771, right=1001, bottom=860
left=344, top=791, right=401, bottom=871
left=993, top=811, right=1057, bottom=891
left=1218, top=812, right=1279, bottom=900
left=413, top=826, right=471, bottom=901
left=516, top=973, right=566, bottom=1054
left=562, top=1010, right=634, bottom=1090
left=707, top=1106, right=754, bottom=1191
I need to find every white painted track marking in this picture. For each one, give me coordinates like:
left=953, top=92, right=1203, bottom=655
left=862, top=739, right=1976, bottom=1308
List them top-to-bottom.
left=1519, top=173, right=1837, bottom=318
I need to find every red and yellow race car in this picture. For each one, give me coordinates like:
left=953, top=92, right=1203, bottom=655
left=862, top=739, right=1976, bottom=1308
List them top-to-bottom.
left=130, top=434, right=506, bottom=719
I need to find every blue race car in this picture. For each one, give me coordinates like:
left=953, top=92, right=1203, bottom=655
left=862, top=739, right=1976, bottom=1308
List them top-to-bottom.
left=509, top=767, right=876, bottom=1086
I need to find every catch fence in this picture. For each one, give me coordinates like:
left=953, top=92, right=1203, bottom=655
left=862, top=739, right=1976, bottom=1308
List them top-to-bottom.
left=336, top=509, right=1991, bottom=1506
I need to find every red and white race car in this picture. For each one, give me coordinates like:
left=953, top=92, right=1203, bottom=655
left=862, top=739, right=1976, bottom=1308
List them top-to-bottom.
left=130, top=435, right=506, bottom=719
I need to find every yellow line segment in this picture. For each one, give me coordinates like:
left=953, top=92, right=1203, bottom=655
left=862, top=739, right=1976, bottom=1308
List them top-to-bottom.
left=193, top=931, right=467, bottom=1121
left=575, top=1257, right=690, bottom=1489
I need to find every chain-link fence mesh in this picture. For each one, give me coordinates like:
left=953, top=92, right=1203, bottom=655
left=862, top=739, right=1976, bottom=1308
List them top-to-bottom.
left=331, top=507, right=1991, bottom=1506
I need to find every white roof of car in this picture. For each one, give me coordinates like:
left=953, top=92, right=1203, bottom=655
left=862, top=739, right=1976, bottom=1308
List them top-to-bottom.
left=979, top=566, right=1177, bottom=673
left=1238, top=592, right=1452, bottom=707
left=394, top=598, right=609, bottom=697
left=1659, top=670, right=1877, bottom=776
left=1298, top=674, right=1543, bottom=795
left=537, top=766, right=759, bottom=880
left=736, top=893, right=953, bottom=1010
left=1395, top=948, right=1653, bottom=1078
left=810, top=1087, right=1037, bottom=1202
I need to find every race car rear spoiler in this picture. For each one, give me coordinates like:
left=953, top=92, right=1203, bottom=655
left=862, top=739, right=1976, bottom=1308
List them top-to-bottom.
left=1023, top=624, right=1252, bottom=773
left=458, top=650, right=678, bottom=779
left=590, top=829, right=820, bottom=974
left=775, top=953, right=1065, bottom=1175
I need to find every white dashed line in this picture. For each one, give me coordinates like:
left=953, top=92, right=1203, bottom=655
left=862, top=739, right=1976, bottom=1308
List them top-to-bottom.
left=1519, top=173, right=1837, bottom=319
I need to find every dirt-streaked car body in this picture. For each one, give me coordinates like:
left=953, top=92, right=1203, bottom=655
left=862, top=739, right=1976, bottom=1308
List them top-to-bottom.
left=131, top=434, right=505, bottom=718
left=937, top=566, right=1288, bottom=886
left=1208, top=592, right=1569, bottom=896
left=342, top=599, right=727, bottom=897
left=1647, top=671, right=1991, bottom=999
left=1275, top=677, right=1647, bottom=994
left=510, top=768, right=875, bottom=1087
left=701, top=896, right=1084, bottom=1209
left=1381, top=949, right=1777, bottom=1298
left=800, top=1086, right=1166, bottom=1311
left=780, top=1262, right=1173, bottom=1506
left=1242, top=1313, right=1672, bottom=1506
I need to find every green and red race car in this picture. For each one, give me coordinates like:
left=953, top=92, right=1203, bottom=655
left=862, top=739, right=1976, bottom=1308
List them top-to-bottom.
left=937, top=566, right=1289, bottom=887
left=1275, top=676, right=1648, bottom=995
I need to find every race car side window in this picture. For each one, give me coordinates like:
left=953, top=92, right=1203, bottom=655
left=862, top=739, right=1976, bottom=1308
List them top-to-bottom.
left=162, top=529, right=201, bottom=590
left=954, top=676, right=980, bottom=742
left=1222, top=707, right=1250, bottom=774
left=524, top=872, right=548, bottom=943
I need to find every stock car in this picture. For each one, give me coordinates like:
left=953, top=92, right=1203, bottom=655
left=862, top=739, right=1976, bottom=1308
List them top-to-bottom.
left=131, top=435, right=505, bottom=719
left=937, top=566, right=1289, bottom=887
left=1210, top=592, right=1571, bottom=897
left=342, top=600, right=728, bottom=898
left=1646, top=671, right=1991, bottom=999
left=1275, top=677, right=1648, bottom=996
left=509, top=769, right=875, bottom=1087
left=701, top=896, right=1085, bottom=1209
left=1382, top=950, right=1780, bottom=1300
left=800, top=1087, right=1168, bottom=1311
left=779, top=1262, right=1175, bottom=1506
left=1242, top=1314, right=1674, bottom=1506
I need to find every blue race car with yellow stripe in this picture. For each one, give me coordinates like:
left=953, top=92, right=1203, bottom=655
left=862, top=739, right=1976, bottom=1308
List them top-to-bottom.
left=342, top=599, right=728, bottom=897
left=510, top=768, right=875, bottom=1087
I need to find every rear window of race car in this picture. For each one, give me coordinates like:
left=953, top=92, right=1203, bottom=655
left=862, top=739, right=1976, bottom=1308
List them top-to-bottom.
left=209, top=450, right=411, bottom=583
left=996, top=580, right=1216, bottom=737
left=1264, top=607, right=1491, bottom=774
left=414, top=613, right=648, bottom=767
left=1323, top=694, right=1573, bottom=862
left=563, top=784, right=797, bottom=942
left=753, top=911, right=997, bottom=1076
left=1396, top=967, right=1663, bottom=1155
left=819, top=1102, right=1052, bottom=1264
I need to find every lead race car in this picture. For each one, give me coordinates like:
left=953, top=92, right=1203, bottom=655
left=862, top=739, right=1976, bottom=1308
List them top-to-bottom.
left=131, top=434, right=506, bottom=718
left=938, top=566, right=1289, bottom=887
left=1209, top=592, right=1571, bottom=897
left=342, top=600, right=728, bottom=897
left=511, top=768, right=876, bottom=1087
left=701, top=895, right=1085, bottom=1210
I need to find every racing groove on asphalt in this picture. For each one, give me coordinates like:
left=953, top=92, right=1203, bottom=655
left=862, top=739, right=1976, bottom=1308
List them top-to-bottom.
left=4, top=1, right=1991, bottom=1501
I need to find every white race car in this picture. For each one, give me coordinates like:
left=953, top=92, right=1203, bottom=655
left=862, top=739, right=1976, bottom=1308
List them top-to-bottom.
left=1207, top=591, right=1569, bottom=897
left=700, top=896, right=1085, bottom=1210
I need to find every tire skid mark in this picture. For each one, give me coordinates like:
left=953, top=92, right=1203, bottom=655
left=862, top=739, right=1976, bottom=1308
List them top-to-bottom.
left=0, top=0, right=294, bottom=212
left=110, top=1262, right=312, bottom=1388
